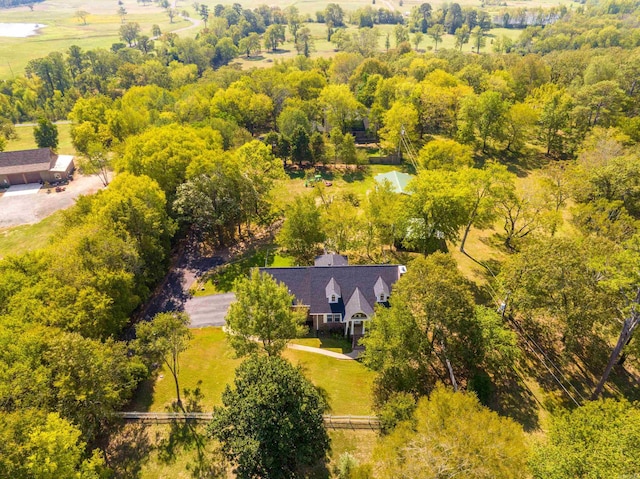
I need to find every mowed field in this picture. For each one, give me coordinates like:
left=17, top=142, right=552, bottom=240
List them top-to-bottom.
left=0, top=0, right=565, bottom=78
left=0, top=0, right=193, bottom=78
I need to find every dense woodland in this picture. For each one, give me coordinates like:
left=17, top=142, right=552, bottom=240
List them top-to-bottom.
left=1, top=0, right=640, bottom=477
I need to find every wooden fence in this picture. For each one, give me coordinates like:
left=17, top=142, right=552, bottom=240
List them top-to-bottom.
left=116, top=412, right=381, bottom=430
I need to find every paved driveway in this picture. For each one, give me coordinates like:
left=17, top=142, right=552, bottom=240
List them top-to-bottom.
left=0, top=174, right=105, bottom=227
left=185, top=293, right=235, bottom=328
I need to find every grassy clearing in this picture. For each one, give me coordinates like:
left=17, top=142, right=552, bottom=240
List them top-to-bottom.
left=6, top=123, right=75, bottom=155
left=0, top=210, right=62, bottom=259
left=132, top=327, right=375, bottom=416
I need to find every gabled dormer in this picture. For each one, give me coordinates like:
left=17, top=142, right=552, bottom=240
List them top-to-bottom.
left=374, top=276, right=390, bottom=303
left=325, top=277, right=341, bottom=304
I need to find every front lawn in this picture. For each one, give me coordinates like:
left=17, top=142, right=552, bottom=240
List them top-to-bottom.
left=131, top=327, right=375, bottom=416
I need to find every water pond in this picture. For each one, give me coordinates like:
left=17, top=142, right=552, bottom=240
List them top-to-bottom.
left=0, top=23, right=47, bottom=38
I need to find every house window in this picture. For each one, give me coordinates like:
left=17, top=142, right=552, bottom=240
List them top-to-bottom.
left=54, top=173, right=61, bottom=180
left=330, top=294, right=336, bottom=303
left=378, top=294, right=385, bottom=302
left=324, top=313, right=342, bottom=323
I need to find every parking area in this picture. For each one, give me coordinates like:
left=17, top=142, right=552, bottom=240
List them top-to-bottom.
left=0, top=174, right=106, bottom=228
left=185, top=293, right=236, bottom=328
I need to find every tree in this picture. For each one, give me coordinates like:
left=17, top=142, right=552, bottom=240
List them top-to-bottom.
left=324, top=3, right=344, bottom=27
left=199, top=4, right=209, bottom=28
left=118, top=5, right=127, bottom=23
left=285, top=5, right=301, bottom=42
left=166, top=8, right=177, bottom=23
left=75, top=10, right=89, bottom=25
left=119, top=22, right=141, bottom=47
left=264, top=24, right=286, bottom=52
left=394, top=24, right=409, bottom=46
left=428, top=24, right=444, bottom=51
left=454, top=24, right=470, bottom=51
left=295, top=26, right=314, bottom=57
left=471, top=26, right=485, bottom=53
left=412, top=31, right=424, bottom=51
left=238, top=32, right=261, bottom=58
left=319, top=84, right=364, bottom=133
left=531, top=84, right=573, bottom=157
left=458, top=91, right=508, bottom=152
left=379, top=101, right=419, bottom=154
left=504, top=102, right=538, bottom=152
left=277, top=106, right=311, bottom=139
left=33, top=117, right=58, bottom=149
left=290, top=126, right=311, bottom=166
left=417, top=138, right=473, bottom=170
left=80, top=142, right=111, bottom=186
left=458, top=164, right=515, bottom=253
left=404, top=170, right=469, bottom=253
left=277, top=194, right=326, bottom=265
left=499, top=237, right=621, bottom=351
left=362, top=254, right=518, bottom=403
left=225, top=269, right=306, bottom=357
left=135, top=312, right=192, bottom=409
left=209, top=355, right=330, bottom=479
left=375, top=386, right=527, bottom=478
left=530, top=398, right=640, bottom=478
left=0, top=411, right=105, bottom=478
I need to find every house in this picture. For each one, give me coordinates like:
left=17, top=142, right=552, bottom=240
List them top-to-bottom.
left=0, top=148, right=75, bottom=187
left=374, top=170, right=415, bottom=195
left=260, top=254, right=406, bottom=338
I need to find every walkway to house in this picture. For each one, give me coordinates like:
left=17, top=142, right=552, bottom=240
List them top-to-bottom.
left=286, top=343, right=361, bottom=360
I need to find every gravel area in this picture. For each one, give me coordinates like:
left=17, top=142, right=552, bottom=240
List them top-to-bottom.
left=0, top=175, right=106, bottom=228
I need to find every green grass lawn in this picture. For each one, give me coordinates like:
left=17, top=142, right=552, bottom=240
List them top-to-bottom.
left=6, top=123, right=75, bottom=155
left=0, top=211, right=62, bottom=260
left=131, top=327, right=375, bottom=416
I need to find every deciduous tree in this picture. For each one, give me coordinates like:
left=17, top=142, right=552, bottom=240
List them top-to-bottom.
left=225, top=269, right=306, bottom=357
left=135, top=312, right=192, bottom=409
left=209, top=355, right=329, bottom=479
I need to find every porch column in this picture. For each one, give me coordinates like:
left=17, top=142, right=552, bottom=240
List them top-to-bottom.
left=344, top=321, right=348, bottom=336
left=350, top=321, right=354, bottom=336
left=362, top=321, right=365, bottom=335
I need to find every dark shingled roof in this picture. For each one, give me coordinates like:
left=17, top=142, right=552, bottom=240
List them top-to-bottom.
left=0, top=148, right=56, bottom=175
left=314, top=254, right=349, bottom=266
left=260, top=264, right=402, bottom=317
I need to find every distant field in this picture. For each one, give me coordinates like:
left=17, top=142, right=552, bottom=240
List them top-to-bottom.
left=0, top=0, right=193, bottom=78
left=1, top=0, right=567, bottom=78
left=5, top=123, right=75, bottom=154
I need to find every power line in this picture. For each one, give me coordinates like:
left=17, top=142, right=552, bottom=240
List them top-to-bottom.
left=507, top=314, right=585, bottom=406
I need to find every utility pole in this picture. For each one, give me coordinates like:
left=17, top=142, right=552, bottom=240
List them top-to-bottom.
left=592, top=288, right=640, bottom=400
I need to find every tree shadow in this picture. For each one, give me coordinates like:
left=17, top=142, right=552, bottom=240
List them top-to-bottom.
left=245, top=55, right=266, bottom=61
left=342, top=169, right=366, bottom=183
left=490, top=368, right=542, bottom=432
left=127, top=378, right=155, bottom=412
left=157, top=382, right=224, bottom=478
left=104, top=423, right=153, bottom=479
